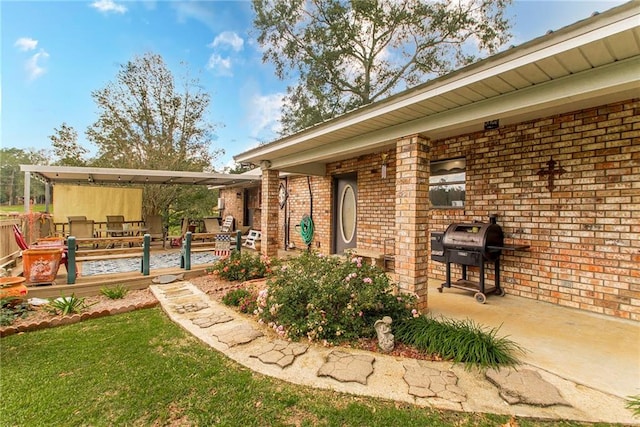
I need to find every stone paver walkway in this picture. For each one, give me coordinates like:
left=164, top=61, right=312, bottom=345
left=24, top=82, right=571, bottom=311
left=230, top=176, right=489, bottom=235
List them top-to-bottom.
left=150, top=282, right=637, bottom=425
left=317, top=350, right=375, bottom=385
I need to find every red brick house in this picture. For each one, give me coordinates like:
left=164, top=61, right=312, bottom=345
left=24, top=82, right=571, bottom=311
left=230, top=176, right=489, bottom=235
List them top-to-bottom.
left=221, top=2, right=640, bottom=320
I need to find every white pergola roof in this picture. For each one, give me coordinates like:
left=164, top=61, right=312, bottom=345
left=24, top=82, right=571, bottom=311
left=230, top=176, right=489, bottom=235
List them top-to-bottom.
left=234, top=1, right=640, bottom=176
left=20, top=165, right=259, bottom=187
left=20, top=165, right=261, bottom=212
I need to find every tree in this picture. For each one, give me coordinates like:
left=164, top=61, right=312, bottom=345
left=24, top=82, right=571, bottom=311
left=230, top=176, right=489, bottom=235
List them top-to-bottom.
left=253, top=0, right=512, bottom=134
left=86, top=52, right=222, bottom=222
left=49, top=122, right=88, bottom=166
left=0, top=148, right=48, bottom=205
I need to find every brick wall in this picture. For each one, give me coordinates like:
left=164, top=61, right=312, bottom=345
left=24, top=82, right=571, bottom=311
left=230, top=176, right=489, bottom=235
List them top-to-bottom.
left=429, top=98, right=639, bottom=320
left=326, top=151, right=397, bottom=252
left=278, top=175, right=332, bottom=252
left=219, top=188, right=244, bottom=230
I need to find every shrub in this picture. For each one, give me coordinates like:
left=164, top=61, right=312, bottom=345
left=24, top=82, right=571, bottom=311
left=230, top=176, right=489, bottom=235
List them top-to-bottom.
left=210, top=251, right=275, bottom=282
left=258, top=251, right=415, bottom=343
left=100, top=284, right=129, bottom=299
left=222, top=288, right=251, bottom=306
left=222, top=288, right=259, bottom=314
left=47, top=294, right=87, bottom=315
left=0, top=297, right=32, bottom=326
left=394, top=315, right=524, bottom=369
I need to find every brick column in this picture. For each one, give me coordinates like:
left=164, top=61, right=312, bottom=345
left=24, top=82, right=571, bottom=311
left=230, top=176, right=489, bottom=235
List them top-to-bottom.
left=395, top=134, right=431, bottom=309
left=260, top=167, right=280, bottom=258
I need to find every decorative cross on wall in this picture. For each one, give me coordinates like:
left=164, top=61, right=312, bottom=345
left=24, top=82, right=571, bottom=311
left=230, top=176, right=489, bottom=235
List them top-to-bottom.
left=537, top=157, right=567, bottom=192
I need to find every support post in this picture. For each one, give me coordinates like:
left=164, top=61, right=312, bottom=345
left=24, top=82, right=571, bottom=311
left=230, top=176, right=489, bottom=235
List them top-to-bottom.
left=395, top=134, right=431, bottom=310
left=260, top=168, right=280, bottom=258
left=180, top=231, right=192, bottom=270
left=141, top=234, right=150, bottom=276
left=66, top=237, right=76, bottom=284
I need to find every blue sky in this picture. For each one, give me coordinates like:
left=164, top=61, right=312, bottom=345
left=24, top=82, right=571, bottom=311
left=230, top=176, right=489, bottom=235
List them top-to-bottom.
left=1, top=0, right=627, bottom=170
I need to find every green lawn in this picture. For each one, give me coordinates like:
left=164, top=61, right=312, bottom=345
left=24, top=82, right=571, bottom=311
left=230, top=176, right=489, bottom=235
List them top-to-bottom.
left=0, top=204, right=47, bottom=214
left=0, top=308, right=595, bottom=426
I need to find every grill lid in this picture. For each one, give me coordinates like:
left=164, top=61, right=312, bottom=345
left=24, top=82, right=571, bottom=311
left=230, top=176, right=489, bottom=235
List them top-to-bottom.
left=442, top=222, right=504, bottom=259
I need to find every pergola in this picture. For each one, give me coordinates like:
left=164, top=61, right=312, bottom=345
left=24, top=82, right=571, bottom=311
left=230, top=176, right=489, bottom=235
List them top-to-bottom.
left=19, top=164, right=260, bottom=213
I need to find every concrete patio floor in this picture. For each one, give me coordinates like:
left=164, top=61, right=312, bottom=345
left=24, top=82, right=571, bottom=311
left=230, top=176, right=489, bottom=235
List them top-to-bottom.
left=426, top=279, right=640, bottom=400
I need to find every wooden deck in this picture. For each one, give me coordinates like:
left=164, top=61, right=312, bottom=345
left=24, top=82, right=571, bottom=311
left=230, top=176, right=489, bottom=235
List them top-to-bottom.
left=13, top=247, right=217, bottom=299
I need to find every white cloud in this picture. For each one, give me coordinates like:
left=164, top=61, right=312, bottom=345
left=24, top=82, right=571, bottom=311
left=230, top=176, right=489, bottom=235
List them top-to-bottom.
left=91, top=0, right=127, bottom=14
left=210, top=31, right=244, bottom=52
left=15, top=37, right=38, bottom=51
left=25, top=50, right=50, bottom=80
left=206, top=54, right=233, bottom=76
left=248, top=93, right=284, bottom=139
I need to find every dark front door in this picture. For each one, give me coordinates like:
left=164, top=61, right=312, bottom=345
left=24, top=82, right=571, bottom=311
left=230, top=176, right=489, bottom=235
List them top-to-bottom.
left=334, top=176, right=357, bottom=254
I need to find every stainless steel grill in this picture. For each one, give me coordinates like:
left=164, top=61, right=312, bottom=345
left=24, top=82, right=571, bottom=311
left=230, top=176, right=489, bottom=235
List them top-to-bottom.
left=431, top=215, right=528, bottom=304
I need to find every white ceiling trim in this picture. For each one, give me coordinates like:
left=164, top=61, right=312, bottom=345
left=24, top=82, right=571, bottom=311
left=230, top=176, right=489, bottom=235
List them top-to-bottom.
left=269, top=56, right=639, bottom=171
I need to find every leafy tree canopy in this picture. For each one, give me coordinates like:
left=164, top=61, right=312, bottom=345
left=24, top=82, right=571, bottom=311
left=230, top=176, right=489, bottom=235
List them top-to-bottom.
left=253, top=0, right=512, bottom=134
left=86, top=52, right=223, bottom=221
left=87, top=52, right=221, bottom=172
left=49, top=122, right=88, bottom=167
left=0, top=148, right=48, bottom=205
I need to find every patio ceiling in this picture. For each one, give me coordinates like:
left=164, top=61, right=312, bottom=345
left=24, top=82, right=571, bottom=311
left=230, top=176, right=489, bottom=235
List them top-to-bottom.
left=234, top=1, right=640, bottom=176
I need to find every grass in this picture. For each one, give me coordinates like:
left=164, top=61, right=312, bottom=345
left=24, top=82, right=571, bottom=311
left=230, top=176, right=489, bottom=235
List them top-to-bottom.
left=0, top=204, right=47, bottom=213
left=0, top=308, right=591, bottom=427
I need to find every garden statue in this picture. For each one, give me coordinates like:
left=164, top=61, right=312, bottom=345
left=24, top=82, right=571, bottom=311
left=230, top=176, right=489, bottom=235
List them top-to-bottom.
left=374, top=316, right=394, bottom=353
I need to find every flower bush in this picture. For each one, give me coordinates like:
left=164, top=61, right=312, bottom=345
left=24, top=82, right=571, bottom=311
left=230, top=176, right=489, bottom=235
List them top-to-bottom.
left=210, top=251, right=275, bottom=282
left=258, top=251, right=416, bottom=344
left=221, top=288, right=258, bottom=314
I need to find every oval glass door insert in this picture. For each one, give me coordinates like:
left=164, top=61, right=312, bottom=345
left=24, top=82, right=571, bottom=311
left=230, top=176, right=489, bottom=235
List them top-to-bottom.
left=339, top=184, right=356, bottom=243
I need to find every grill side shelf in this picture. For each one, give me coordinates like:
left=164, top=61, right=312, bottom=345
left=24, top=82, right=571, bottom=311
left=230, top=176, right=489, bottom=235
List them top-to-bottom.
left=487, top=245, right=530, bottom=251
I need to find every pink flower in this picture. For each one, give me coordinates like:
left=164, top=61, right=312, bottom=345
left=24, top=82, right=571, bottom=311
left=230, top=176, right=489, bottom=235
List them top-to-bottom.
left=363, top=277, right=372, bottom=284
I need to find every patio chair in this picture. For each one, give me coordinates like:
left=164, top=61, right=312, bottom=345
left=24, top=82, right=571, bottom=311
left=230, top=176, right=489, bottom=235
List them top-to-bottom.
left=144, top=214, right=166, bottom=248
left=106, top=215, right=125, bottom=237
left=220, top=215, right=234, bottom=233
left=69, top=220, right=96, bottom=248
left=242, top=229, right=261, bottom=250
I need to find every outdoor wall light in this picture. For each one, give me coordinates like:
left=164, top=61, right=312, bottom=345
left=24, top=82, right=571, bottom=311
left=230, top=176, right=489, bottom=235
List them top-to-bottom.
left=381, top=153, right=389, bottom=179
